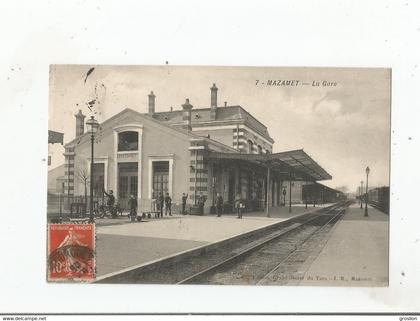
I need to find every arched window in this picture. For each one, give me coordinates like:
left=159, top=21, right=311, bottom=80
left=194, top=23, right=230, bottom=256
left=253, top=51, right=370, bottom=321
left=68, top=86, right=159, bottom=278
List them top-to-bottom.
left=118, top=131, right=139, bottom=151
left=247, top=140, right=253, bottom=154
left=257, top=145, right=263, bottom=154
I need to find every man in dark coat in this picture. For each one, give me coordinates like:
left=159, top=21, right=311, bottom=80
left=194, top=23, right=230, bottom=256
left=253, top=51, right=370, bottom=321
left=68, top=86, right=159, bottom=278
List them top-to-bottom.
left=103, top=190, right=115, bottom=210
left=164, top=192, right=172, bottom=216
left=197, top=192, right=206, bottom=215
left=181, top=193, right=188, bottom=215
left=216, top=193, right=223, bottom=217
left=235, top=193, right=243, bottom=219
left=128, top=194, right=138, bottom=222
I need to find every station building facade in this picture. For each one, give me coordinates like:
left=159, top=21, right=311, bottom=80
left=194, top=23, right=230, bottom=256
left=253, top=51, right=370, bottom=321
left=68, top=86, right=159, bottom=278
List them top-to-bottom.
left=63, top=84, right=334, bottom=214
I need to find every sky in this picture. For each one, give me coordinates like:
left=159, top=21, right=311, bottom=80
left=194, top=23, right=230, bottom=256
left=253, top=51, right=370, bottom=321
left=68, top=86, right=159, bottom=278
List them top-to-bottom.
left=49, top=65, right=391, bottom=193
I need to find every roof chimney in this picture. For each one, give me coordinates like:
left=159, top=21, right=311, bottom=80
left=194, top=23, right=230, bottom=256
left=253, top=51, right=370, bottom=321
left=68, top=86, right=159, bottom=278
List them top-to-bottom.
left=210, top=83, right=218, bottom=120
left=211, top=83, right=218, bottom=107
left=148, top=91, right=156, bottom=115
left=182, top=98, right=193, bottom=131
left=75, top=109, right=86, bottom=137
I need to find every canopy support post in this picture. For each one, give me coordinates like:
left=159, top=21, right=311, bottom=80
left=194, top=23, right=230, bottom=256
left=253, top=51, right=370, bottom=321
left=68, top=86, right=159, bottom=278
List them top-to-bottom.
left=266, top=165, right=271, bottom=217
left=289, top=170, right=292, bottom=213
left=305, top=175, right=308, bottom=210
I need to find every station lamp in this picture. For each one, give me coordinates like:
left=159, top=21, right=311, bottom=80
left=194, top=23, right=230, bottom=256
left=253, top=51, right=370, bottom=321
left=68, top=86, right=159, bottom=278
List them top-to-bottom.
left=86, top=116, right=99, bottom=223
left=86, top=116, right=99, bottom=134
left=364, top=166, right=370, bottom=217
left=360, top=180, right=363, bottom=209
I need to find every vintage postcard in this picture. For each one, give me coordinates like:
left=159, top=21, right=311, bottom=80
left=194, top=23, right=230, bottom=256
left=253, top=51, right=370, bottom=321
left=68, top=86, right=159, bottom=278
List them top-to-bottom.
left=47, top=65, right=390, bottom=285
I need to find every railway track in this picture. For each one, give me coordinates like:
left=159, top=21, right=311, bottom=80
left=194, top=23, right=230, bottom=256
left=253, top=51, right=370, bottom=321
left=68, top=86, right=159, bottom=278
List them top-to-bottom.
left=178, top=201, right=350, bottom=285
left=97, top=202, right=350, bottom=284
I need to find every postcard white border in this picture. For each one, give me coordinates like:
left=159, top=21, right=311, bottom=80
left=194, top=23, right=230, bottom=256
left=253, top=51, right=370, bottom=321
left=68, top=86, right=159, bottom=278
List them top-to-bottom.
left=1, top=0, right=419, bottom=314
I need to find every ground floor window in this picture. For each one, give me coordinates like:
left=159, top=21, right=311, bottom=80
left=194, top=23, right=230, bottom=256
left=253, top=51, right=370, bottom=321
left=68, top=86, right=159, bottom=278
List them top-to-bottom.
left=152, top=161, right=169, bottom=199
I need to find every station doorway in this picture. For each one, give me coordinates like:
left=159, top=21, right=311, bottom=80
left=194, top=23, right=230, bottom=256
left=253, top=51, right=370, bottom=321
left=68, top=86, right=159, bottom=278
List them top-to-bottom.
left=152, top=161, right=169, bottom=199
left=118, top=162, right=138, bottom=208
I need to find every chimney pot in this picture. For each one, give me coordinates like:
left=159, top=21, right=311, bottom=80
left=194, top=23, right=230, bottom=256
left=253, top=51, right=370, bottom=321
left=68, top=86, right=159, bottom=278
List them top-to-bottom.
left=210, top=83, right=218, bottom=108
left=210, top=83, right=218, bottom=120
left=148, top=91, right=156, bottom=115
left=182, top=98, right=193, bottom=131
left=75, top=109, right=86, bottom=137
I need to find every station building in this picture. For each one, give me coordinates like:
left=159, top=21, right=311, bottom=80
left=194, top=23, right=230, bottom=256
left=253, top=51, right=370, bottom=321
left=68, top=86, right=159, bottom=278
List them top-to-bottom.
left=62, top=84, right=335, bottom=214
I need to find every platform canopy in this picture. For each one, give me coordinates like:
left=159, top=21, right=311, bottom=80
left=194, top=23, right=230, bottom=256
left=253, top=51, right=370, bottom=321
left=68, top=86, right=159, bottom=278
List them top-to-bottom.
left=205, top=148, right=332, bottom=182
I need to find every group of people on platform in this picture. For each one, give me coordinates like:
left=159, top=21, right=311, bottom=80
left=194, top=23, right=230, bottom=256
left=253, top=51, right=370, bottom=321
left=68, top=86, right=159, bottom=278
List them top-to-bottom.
left=102, top=189, right=246, bottom=221
left=155, top=192, right=173, bottom=218
left=215, top=193, right=245, bottom=219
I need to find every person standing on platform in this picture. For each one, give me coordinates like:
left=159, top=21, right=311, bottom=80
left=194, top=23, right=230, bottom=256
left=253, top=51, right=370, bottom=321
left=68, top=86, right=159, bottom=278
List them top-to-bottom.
left=103, top=189, right=115, bottom=214
left=157, top=192, right=164, bottom=218
left=164, top=192, right=172, bottom=216
left=197, top=192, right=206, bottom=215
left=181, top=193, right=188, bottom=215
left=216, top=193, right=223, bottom=217
left=235, top=193, right=243, bottom=219
left=128, top=194, right=138, bottom=222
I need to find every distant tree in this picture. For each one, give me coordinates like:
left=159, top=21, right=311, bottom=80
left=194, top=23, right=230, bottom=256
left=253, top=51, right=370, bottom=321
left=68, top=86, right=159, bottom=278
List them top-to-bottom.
left=77, top=160, right=90, bottom=205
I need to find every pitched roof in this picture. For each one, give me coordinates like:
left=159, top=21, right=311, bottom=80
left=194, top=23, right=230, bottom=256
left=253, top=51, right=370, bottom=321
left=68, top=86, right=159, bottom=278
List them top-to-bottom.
left=151, top=105, right=273, bottom=143
left=64, top=108, right=237, bottom=153
left=64, top=108, right=191, bottom=147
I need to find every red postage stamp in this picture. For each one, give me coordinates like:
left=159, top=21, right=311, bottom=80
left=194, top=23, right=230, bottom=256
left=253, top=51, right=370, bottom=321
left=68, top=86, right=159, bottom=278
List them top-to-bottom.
left=47, top=224, right=95, bottom=281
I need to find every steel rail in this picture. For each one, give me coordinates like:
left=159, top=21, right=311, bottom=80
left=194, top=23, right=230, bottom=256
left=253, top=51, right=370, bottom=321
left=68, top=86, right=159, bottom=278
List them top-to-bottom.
left=177, top=202, right=347, bottom=285
left=256, top=205, right=347, bottom=285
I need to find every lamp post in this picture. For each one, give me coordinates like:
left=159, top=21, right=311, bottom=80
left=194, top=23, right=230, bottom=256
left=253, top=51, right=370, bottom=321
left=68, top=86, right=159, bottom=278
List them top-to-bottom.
left=86, top=116, right=99, bottom=223
left=364, top=166, right=370, bottom=217
left=360, top=180, right=364, bottom=209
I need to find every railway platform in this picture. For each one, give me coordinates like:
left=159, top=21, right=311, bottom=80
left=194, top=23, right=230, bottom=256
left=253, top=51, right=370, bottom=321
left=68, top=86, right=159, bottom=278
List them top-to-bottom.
left=298, top=203, right=389, bottom=286
left=95, top=204, right=329, bottom=279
